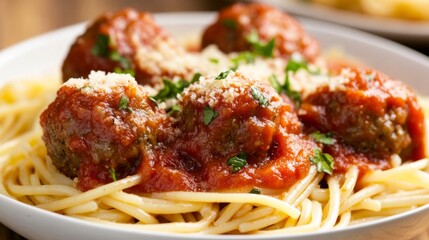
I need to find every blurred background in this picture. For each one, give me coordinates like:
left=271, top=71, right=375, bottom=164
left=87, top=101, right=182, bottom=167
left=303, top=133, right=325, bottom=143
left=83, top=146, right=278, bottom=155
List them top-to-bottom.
left=0, top=0, right=232, bottom=49
left=1, top=0, right=428, bottom=54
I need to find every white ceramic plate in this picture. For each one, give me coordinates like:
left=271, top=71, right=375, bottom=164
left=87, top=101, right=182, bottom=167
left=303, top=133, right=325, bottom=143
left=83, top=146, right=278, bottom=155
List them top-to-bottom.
left=257, top=0, right=429, bottom=44
left=1, top=12, right=429, bottom=240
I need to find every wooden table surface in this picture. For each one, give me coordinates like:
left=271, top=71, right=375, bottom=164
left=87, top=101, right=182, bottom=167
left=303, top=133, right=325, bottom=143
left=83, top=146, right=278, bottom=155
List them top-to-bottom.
left=0, top=0, right=428, bottom=239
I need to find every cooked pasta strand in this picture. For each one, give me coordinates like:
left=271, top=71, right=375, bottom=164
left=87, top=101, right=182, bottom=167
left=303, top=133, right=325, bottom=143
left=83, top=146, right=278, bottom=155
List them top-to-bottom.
left=36, top=175, right=141, bottom=211
left=321, top=176, right=341, bottom=229
left=152, top=192, right=300, bottom=219
left=101, top=196, right=158, bottom=224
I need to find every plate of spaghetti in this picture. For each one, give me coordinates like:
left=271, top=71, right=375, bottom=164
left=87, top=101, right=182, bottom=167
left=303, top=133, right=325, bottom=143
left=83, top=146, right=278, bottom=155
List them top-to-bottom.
left=1, top=3, right=429, bottom=240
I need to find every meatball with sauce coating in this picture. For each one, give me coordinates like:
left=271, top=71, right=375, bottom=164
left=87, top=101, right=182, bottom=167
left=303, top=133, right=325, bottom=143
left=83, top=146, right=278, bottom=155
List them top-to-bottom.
left=202, top=3, right=320, bottom=61
left=62, top=8, right=185, bottom=87
left=299, top=67, right=426, bottom=160
left=40, top=71, right=167, bottom=191
left=165, top=71, right=317, bottom=191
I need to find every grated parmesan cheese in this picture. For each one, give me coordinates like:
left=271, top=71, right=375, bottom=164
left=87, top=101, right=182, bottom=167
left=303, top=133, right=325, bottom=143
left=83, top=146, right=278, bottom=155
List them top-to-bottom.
left=63, top=71, right=151, bottom=97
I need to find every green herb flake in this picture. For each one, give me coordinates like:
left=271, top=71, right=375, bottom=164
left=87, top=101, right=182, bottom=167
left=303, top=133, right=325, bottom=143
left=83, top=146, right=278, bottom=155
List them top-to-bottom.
left=222, top=19, right=237, bottom=29
left=246, top=31, right=275, bottom=58
left=247, top=31, right=259, bottom=45
left=91, top=34, right=110, bottom=57
left=91, top=34, right=134, bottom=76
left=257, top=39, right=275, bottom=57
left=109, top=51, right=122, bottom=62
left=110, top=51, right=134, bottom=76
left=230, top=52, right=256, bottom=70
left=113, top=53, right=131, bottom=69
left=277, top=53, right=309, bottom=108
left=286, top=53, right=308, bottom=73
left=209, top=58, right=219, bottom=64
left=114, top=67, right=135, bottom=77
left=215, top=70, right=231, bottom=80
left=191, top=72, right=202, bottom=84
left=283, top=73, right=302, bottom=108
left=268, top=74, right=282, bottom=94
left=152, top=79, right=190, bottom=102
left=250, top=86, right=269, bottom=107
left=287, top=91, right=302, bottom=108
left=118, top=95, right=132, bottom=112
left=148, top=96, right=158, bottom=106
left=167, top=104, right=181, bottom=115
left=203, top=106, right=219, bottom=125
left=310, top=131, right=335, bottom=145
left=309, top=149, right=334, bottom=175
left=227, top=153, right=247, bottom=173
left=108, top=167, right=117, bottom=181
left=249, top=188, right=261, bottom=194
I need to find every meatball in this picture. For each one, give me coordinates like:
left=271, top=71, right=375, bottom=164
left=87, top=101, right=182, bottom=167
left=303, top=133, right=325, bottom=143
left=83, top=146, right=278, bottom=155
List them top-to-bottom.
left=201, top=3, right=320, bottom=61
left=62, top=8, right=185, bottom=87
left=299, top=67, right=426, bottom=160
left=40, top=71, right=166, bottom=191
left=167, top=71, right=316, bottom=191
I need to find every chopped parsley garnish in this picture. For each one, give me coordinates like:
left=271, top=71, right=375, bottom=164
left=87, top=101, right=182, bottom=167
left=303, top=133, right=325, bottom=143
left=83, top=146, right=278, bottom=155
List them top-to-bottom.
left=223, top=19, right=237, bottom=29
left=229, top=31, right=274, bottom=70
left=231, top=31, right=275, bottom=71
left=246, top=31, right=275, bottom=58
left=91, top=34, right=134, bottom=77
left=91, top=34, right=110, bottom=57
left=109, top=51, right=125, bottom=66
left=110, top=51, right=134, bottom=76
left=230, top=52, right=256, bottom=71
left=277, top=53, right=308, bottom=107
left=286, top=53, right=308, bottom=73
left=209, top=58, right=219, bottom=64
left=114, top=67, right=135, bottom=76
left=215, top=70, right=231, bottom=80
left=191, top=72, right=202, bottom=84
left=152, top=74, right=201, bottom=102
left=268, top=74, right=282, bottom=94
left=283, top=76, right=302, bottom=108
left=152, top=79, right=190, bottom=102
left=250, top=86, right=269, bottom=107
left=118, top=95, right=132, bottom=112
left=148, top=97, right=158, bottom=106
left=167, top=104, right=181, bottom=115
left=203, top=106, right=218, bottom=125
left=310, top=131, right=335, bottom=145
left=310, top=149, right=334, bottom=175
left=227, top=153, right=247, bottom=173
left=108, top=167, right=117, bottom=181
left=249, top=188, right=261, bottom=194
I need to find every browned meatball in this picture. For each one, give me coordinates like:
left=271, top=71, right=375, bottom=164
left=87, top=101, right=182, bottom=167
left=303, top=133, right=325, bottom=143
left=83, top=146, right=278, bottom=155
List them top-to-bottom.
left=202, top=3, right=320, bottom=61
left=62, top=8, right=182, bottom=87
left=299, top=67, right=426, bottom=160
left=40, top=71, right=167, bottom=191
left=165, top=71, right=315, bottom=191
left=176, top=71, right=302, bottom=158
